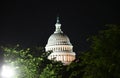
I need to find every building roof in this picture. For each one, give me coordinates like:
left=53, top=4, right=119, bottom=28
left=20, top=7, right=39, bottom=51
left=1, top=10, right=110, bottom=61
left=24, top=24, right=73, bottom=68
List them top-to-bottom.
left=46, top=16, right=72, bottom=47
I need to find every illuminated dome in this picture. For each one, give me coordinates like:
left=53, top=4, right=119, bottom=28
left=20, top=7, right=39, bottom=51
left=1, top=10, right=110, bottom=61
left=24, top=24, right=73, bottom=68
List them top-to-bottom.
left=45, top=17, right=76, bottom=65
left=46, top=33, right=72, bottom=46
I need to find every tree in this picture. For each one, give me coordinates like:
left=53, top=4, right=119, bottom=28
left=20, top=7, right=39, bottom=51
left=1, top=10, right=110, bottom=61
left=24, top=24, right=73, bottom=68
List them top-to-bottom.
left=80, top=25, right=120, bottom=78
left=1, top=44, right=64, bottom=78
left=1, top=44, right=43, bottom=78
left=65, top=54, right=84, bottom=78
left=40, top=61, right=63, bottom=78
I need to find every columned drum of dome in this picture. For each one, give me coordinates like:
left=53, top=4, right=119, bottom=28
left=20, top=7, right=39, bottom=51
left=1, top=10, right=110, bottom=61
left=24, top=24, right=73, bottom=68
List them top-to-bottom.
left=45, top=17, right=76, bottom=65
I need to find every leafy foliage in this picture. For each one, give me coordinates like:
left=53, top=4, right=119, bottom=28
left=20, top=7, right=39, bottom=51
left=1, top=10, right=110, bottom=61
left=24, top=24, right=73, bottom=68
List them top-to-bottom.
left=80, top=25, right=120, bottom=78
left=1, top=45, right=63, bottom=78
left=1, top=45, right=43, bottom=78
left=40, top=62, right=63, bottom=78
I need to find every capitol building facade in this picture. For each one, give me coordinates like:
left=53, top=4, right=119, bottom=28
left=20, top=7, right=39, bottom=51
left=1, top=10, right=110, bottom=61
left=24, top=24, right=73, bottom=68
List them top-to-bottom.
left=45, top=17, right=76, bottom=65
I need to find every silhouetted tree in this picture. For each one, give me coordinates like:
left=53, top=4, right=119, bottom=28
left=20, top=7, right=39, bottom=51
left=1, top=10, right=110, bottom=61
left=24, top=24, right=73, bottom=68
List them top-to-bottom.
left=80, top=25, right=120, bottom=78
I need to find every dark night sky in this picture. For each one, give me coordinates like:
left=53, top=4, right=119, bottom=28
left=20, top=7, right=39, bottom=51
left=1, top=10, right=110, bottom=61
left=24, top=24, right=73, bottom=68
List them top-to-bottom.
left=0, top=1, right=119, bottom=53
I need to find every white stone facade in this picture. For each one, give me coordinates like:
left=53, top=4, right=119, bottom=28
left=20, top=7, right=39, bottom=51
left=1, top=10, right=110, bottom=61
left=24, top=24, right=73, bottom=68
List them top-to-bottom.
left=45, top=17, right=76, bottom=65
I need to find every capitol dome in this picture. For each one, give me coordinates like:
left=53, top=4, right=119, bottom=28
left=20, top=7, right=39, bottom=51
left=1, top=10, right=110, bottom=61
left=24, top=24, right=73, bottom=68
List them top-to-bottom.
left=45, top=17, right=76, bottom=65
left=46, top=33, right=72, bottom=46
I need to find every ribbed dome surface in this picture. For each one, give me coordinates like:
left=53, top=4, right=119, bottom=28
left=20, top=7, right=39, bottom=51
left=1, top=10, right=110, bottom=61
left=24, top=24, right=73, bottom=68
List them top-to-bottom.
left=45, top=16, right=76, bottom=65
left=46, top=33, right=72, bottom=46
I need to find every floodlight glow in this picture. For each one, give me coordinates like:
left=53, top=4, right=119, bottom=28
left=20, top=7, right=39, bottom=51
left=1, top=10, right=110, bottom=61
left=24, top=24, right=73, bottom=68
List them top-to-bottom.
left=1, top=65, right=15, bottom=78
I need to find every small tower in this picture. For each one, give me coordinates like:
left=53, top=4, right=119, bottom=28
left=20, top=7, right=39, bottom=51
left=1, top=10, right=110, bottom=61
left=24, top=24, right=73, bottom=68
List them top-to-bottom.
left=45, top=16, right=76, bottom=65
